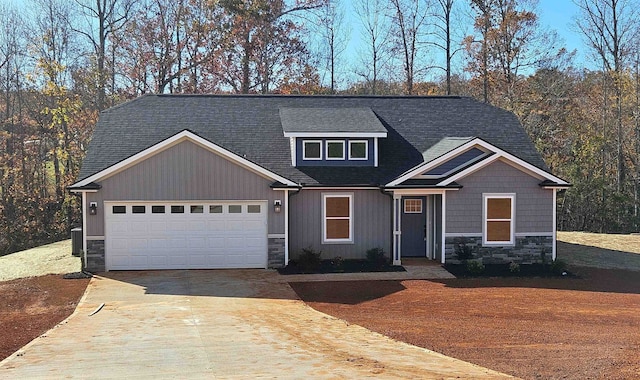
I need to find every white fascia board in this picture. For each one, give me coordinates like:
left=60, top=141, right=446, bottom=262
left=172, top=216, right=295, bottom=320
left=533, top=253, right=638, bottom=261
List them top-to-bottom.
left=71, top=130, right=298, bottom=188
left=282, top=132, right=387, bottom=138
left=385, top=139, right=482, bottom=187
left=69, top=189, right=99, bottom=193
left=389, top=189, right=450, bottom=196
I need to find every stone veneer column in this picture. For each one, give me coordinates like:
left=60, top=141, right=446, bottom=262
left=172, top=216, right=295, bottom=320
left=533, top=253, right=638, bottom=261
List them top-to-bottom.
left=268, top=238, right=286, bottom=268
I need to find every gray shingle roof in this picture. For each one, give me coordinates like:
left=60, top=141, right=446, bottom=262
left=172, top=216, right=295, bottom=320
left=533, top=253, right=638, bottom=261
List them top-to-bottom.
left=78, top=94, right=550, bottom=186
left=280, top=107, right=387, bottom=134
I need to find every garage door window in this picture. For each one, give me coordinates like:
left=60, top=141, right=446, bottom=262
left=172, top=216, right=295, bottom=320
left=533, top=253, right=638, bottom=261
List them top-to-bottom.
left=322, top=193, right=353, bottom=243
left=113, top=205, right=126, bottom=214
left=152, top=205, right=165, bottom=213
left=171, top=205, right=185, bottom=214
left=190, top=205, right=203, bottom=213
left=210, top=205, right=222, bottom=213
left=229, top=205, right=242, bottom=213
left=248, top=205, right=261, bottom=213
left=132, top=206, right=146, bottom=214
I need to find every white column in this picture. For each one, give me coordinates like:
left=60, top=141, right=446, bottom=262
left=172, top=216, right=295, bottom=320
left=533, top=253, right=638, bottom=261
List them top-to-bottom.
left=552, top=188, right=557, bottom=261
left=81, top=191, right=88, bottom=270
left=441, top=191, right=446, bottom=264
left=392, top=194, right=402, bottom=265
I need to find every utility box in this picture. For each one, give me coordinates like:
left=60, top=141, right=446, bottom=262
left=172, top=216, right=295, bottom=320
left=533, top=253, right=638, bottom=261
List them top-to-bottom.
left=71, top=228, right=82, bottom=256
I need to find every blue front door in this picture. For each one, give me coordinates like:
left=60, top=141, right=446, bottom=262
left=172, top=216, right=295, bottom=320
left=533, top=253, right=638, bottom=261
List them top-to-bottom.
left=401, top=197, right=426, bottom=257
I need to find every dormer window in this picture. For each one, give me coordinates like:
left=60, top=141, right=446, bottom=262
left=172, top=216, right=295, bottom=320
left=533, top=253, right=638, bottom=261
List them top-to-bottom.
left=303, top=140, right=322, bottom=160
left=349, top=140, right=368, bottom=160
left=326, top=141, right=345, bottom=160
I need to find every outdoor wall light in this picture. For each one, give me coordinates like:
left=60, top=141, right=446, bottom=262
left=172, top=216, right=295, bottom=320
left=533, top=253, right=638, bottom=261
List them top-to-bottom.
left=274, top=200, right=282, bottom=213
left=89, top=202, right=98, bottom=215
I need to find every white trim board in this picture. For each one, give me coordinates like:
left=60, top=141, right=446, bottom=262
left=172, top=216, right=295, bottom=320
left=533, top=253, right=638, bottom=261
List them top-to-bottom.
left=71, top=130, right=298, bottom=188
left=283, top=132, right=387, bottom=138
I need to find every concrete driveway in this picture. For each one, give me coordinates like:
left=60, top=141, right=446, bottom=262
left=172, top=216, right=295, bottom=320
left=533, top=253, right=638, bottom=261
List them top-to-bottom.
left=1, top=270, right=510, bottom=379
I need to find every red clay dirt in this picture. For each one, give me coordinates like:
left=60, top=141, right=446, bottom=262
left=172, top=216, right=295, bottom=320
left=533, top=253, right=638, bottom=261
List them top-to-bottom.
left=291, top=267, right=640, bottom=380
left=0, top=275, right=90, bottom=361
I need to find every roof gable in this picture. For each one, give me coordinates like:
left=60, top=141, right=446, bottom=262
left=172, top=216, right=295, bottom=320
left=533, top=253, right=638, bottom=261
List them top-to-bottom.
left=70, top=129, right=298, bottom=188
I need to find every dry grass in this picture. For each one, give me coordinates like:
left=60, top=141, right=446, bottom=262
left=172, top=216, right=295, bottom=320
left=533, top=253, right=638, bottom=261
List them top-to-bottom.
left=557, top=231, right=640, bottom=271
left=0, top=240, right=81, bottom=281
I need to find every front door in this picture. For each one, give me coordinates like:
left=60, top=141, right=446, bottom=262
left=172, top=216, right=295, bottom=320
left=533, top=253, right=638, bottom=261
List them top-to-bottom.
left=401, top=197, right=426, bottom=257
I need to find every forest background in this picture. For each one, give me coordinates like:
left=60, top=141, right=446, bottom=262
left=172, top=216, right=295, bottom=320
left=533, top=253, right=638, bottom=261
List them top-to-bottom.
left=1, top=0, right=639, bottom=255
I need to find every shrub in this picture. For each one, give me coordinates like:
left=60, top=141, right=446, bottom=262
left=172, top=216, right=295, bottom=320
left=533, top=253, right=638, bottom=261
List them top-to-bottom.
left=455, top=241, right=474, bottom=262
left=298, top=247, right=322, bottom=272
left=366, top=247, right=388, bottom=268
left=331, top=256, right=345, bottom=271
left=549, top=259, right=568, bottom=275
left=466, top=260, right=485, bottom=276
left=508, top=262, right=520, bottom=273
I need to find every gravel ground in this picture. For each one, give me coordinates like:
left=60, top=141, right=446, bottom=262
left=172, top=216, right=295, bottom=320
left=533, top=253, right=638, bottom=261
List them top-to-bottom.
left=0, top=240, right=81, bottom=281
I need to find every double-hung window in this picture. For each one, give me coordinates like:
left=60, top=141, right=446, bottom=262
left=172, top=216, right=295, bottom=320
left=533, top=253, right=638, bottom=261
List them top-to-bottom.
left=303, top=140, right=322, bottom=160
left=322, top=193, right=353, bottom=243
left=483, top=194, right=515, bottom=245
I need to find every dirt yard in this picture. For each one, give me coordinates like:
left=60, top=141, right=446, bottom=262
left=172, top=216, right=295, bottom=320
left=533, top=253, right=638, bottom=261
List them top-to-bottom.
left=292, top=267, right=640, bottom=380
left=0, top=275, right=89, bottom=361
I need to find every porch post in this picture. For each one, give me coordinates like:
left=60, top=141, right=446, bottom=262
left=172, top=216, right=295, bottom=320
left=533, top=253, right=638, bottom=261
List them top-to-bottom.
left=552, top=188, right=557, bottom=261
left=284, top=189, right=290, bottom=266
left=81, top=191, right=88, bottom=270
left=441, top=191, right=446, bottom=264
left=392, top=194, right=402, bottom=265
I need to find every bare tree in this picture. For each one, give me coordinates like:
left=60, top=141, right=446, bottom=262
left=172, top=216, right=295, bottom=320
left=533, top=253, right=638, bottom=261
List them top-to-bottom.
left=72, top=0, right=136, bottom=109
left=316, top=0, right=350, bottom=93
left=354, top=0, right=391, bottom=94
left=389, top=0, right=430, bottom=95
left=432, top=0, right=457, bottom=94
left=575, top=0, right=639, bottom=192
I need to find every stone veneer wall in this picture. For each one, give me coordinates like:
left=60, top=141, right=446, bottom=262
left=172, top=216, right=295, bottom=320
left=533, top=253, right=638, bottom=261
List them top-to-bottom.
left=445, top=236, right=553, bottom=264
left=268, top=238, right=286, bottom=268
left=85, top=239, right=106, bottom=272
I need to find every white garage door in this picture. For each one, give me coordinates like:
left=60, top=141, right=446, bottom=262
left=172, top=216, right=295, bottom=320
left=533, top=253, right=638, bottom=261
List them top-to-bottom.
left=105, top=201, right=268, bottom=270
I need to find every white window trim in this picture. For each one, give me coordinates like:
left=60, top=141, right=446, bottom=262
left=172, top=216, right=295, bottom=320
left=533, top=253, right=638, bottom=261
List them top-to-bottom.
left=302, top=140, right=323, bottom=160
left=326, top=140, right=345, bottom=160
left=348, top=140, right=369, bottom=160
left=322, top=193, right=354, bottom=244
left=482, top=193, right=516, bottom=246
left=403, top=199, right=423, bottom=214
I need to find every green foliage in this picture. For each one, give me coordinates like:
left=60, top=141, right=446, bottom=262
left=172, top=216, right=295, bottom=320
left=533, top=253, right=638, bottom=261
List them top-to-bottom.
left=455, top=241, right=474, bottom=262
left=297, top=247, right=322, bottom=273
left=366, top=247, right=388, bottom=267
left=465, top=260, right=485, bottom=276
left=508, top=262, right=520, bottom=273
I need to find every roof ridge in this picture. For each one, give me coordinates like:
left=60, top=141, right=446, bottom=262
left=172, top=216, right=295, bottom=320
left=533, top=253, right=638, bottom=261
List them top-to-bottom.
left=154, top=93, right=465, bottom=100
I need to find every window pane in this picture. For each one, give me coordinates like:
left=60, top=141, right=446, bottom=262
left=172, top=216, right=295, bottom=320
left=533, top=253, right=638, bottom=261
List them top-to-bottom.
left=304, top=141, right=321, bottom=159
left=327, top=141, right=344, bottom=159
left=350, top=142, right=366, bottom=159
left=326, top=197, right=349, bottom=217
left=487, top=198, right=511, bottom=219
left=404, top=199, right=422, bottom=213
left=152, top=205, right=165, bottom=214
left=171, top=205, right=185, bottom=214
left=190, top=205, right=204, bottom=213
left=209, top=205, right=223, bottom=213
left=229, top=205, right=242, bottom=213
left=247, top=205, right=261, bottom=213
left=112, top=206, right=126, bottom=214
left=132, top=206, right=146, bottom=214
left=326, top=219, right=350, bottom=239
left=487, top=221, right=511, bottom=241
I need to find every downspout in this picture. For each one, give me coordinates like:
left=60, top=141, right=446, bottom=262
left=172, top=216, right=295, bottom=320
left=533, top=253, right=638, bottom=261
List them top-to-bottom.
left=81, top=191, right=87, bottom=270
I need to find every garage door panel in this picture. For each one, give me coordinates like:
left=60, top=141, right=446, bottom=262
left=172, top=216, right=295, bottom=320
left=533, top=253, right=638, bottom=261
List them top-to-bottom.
left=106, top=201, right=268, bottom=270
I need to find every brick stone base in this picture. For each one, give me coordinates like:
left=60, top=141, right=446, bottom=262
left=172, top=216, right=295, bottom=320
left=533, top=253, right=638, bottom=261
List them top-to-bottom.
left=445, top=235, right=553, bottom=264
left=268, top=238, right=286, bottom=268
left=84, top=239, right=105, bottom=272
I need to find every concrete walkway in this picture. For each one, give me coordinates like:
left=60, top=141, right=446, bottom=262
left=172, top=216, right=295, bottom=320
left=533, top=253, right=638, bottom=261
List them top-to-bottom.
left=1, top=270, right=510, bottom=379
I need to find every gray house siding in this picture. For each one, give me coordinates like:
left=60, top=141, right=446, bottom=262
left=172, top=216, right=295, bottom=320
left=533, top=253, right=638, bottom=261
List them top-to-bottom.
left=85, top=140, right=285, bottom=237
left=444, top=159, right=554, bottom=264
left=446, top=159, right=553, bottom=234
left=289, top=189, right=391, bottom=260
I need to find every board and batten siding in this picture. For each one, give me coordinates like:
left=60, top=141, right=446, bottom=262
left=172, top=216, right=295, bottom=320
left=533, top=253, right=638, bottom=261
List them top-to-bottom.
left=85, top=140, right=284, bottom=236
left=446, top=159, right=553, bottom=234
left=289, top=189, right=391, bottom=260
